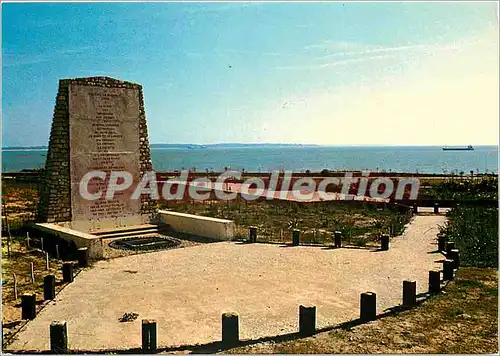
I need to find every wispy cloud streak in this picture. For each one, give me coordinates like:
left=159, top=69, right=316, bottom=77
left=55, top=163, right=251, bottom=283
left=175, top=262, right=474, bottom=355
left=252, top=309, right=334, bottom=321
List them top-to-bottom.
left=180, top=2, right=262, bottom=14
left=273, top=38, right=482, bottom=71
left=3, top=46, right=99, bottom=68
left=272, top=54, right=393, bottom=71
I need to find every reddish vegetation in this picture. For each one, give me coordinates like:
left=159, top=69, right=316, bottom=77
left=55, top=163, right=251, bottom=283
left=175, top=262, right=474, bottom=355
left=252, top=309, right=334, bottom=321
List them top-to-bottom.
left=153, top=173, right=419, bottom=202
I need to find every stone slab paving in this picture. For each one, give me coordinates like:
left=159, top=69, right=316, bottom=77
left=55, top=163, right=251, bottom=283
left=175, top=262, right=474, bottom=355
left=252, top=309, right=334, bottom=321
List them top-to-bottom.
left=7, top=215, right=446, bottom=352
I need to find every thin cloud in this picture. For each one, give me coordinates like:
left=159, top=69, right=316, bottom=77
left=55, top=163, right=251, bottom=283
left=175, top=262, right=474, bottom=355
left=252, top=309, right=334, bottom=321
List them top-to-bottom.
left=180, top=2, right=262, bottom=14
left=274, top=37, right=484, bottom=71
left=315, top=38, right=482, bottom=60
left=305, top=40, right=376, bottom=52
left=319, top=43, right=457, bottom=59
left=3, top=46, right=97, bottom=68
left=212, top=48, right=298, bottom=57
left=272, top=54, right=393, bottom=71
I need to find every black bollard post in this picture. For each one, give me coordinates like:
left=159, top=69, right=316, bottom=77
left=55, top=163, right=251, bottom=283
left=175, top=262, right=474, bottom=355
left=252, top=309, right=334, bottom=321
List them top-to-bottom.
left=433, top=203, right=439, bottom=214
left=413, top=204, right=418, bottom=214
left=248, top=226, right=257, bottom=243
left=292, top=229, right=300, bottom=246
left=334, top=231, right=342, bottom=248
left=380, top=234, right=389, bottom=251
left=437, top=234, right=446, bottom=252
left=446, top=242, right=455, bottom=256
left=77, top=247, right=89, bottom=268
left=449, top=249, right=460, bottom=269
left=443, top=260, right=454, bottom=281
left=62, top=263, right=74, bottom=283
left=428, top=271, right=441, bottom=294
left=44, top=275, right=56, bottom=300
left=402, top=280, right=417, bottom=307
left=360, top=292, right=376, bottom=321
left=21, top=293, right=36, bottom=320
left=298, top=305, right=316, bottom=336
left=222, top=312, right=239, bottom=346
left=141, top=319, right=157, bottom=353
left=50, top=321, right=68, bottom=353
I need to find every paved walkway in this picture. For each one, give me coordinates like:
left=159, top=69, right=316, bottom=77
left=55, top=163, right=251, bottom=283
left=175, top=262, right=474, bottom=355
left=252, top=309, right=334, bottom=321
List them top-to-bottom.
left=7, top=215, right=446, bottom=352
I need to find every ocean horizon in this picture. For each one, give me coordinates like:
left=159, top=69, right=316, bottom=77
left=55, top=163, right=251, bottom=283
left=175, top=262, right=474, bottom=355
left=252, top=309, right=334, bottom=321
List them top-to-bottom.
left=1, top=144, right=498, bottom=174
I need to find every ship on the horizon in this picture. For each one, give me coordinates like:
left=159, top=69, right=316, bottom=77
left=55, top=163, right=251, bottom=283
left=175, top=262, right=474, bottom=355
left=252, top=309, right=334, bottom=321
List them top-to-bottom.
left=442, top=145, right=474, bottom=151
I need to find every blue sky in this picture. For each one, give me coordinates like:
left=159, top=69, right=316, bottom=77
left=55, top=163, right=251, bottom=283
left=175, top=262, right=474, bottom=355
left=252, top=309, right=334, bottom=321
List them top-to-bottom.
left=2, top=1, right=498, bottom=147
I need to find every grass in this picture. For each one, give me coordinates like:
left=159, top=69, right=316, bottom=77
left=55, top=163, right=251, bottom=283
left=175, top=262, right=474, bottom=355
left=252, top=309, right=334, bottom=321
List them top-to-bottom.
left=1, top=179, right=410, bottom=248
left=1, top=180, right=38, bottom=229
left=160, top=199, right=410, bottom=246
left=1, top=239, right=80, bottom=347
left=227, top=267, right=498, bottom=354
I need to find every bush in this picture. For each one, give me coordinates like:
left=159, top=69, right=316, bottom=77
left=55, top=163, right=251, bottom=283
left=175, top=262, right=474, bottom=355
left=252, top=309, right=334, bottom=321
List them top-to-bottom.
left=429, top=176, right=497, bottom=201
left=432, top=176, right=498, bottom=268
left=439, top=206, right=498, bottom=268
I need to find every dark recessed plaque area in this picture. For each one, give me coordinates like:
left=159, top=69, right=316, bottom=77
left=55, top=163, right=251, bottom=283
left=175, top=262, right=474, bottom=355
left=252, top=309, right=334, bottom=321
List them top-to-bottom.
left=109, top=235, right=181, bottom=251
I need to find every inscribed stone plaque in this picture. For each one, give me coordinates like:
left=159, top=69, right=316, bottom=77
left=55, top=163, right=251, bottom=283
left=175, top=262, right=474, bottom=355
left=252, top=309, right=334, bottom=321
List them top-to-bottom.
left=69, top=84, right=141, bottom=221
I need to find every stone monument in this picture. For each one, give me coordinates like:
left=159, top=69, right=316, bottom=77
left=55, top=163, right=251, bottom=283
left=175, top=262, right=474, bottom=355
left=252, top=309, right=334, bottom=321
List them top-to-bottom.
left=37, top=77, right=157, bottom=230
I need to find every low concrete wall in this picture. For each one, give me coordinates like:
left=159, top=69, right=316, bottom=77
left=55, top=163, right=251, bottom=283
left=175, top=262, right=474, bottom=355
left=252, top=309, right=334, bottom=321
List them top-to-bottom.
left=158, top=210, right=235, bottom=241
left=34, top=223, right=104, bottom=259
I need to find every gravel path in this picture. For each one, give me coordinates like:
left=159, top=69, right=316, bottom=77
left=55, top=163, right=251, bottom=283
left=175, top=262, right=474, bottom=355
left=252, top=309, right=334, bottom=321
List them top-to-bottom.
left=7, top=215, right=446, bottom=352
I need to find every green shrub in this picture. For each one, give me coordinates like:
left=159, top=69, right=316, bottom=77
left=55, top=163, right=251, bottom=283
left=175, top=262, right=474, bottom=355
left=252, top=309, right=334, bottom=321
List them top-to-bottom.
left=429, top=176, right=497, bottom=201
left=431, top=176, right=498, bottom=268
left=439, top=206, right=498, bottom=268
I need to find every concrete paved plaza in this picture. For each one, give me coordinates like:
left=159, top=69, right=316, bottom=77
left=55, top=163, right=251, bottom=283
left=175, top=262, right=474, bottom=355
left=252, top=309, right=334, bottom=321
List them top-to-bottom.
left=8, top=215, right=446, bottom=352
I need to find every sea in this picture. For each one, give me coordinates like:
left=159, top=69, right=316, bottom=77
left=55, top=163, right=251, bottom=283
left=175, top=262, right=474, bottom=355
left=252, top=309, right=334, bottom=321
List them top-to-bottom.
left=1, top=145, right=498, bottom=174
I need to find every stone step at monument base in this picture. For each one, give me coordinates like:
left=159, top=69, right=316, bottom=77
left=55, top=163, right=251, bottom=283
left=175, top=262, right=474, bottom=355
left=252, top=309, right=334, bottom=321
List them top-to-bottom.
left=90, top=223, right=171, bottom=239
left=96, top=228, right=160, bottom=240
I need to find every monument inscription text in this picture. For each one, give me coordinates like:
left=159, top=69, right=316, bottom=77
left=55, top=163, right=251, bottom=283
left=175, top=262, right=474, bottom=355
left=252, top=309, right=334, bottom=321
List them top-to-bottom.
left=69, top=84, right=141, bottom=221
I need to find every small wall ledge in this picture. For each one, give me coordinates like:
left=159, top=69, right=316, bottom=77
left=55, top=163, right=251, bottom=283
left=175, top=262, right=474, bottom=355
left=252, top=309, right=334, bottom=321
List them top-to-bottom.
left=157, top=210, right=235, bottom=241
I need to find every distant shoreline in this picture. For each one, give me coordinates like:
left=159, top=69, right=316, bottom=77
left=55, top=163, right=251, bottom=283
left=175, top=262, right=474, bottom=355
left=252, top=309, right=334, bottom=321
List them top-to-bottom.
left=2, top=143, right=498, bottom=150
left=3, top=145, right=497, bottom=174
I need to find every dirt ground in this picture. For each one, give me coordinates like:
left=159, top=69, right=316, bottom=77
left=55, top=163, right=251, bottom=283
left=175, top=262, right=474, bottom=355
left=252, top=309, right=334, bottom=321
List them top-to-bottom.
left=5, top=215, right=445, bottom=352
left=1, top=240, right=80, bottom=346
left=228, top=267, right=497, bottom=354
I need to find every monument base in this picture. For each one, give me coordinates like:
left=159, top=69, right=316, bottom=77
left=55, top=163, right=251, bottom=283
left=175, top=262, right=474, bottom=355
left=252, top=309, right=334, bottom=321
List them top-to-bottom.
left=33, top=208, right=236, bottom=259
left=60, top=215, right=152, bottom=233
left=32, top=218, right=165, bottom=260
left=33, top=223, right=104, bottom=259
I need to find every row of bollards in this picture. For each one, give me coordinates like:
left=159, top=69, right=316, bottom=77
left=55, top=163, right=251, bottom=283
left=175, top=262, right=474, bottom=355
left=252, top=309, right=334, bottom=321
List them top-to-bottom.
left=248, top=228, right=390, bottom=250
left=39, top=246, right=459, bottom=353
left=20, top=249, right=90, bottom=322
left=21, top=270, right=69, bottom=321
left=44, top=275, right=447, bottom=353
